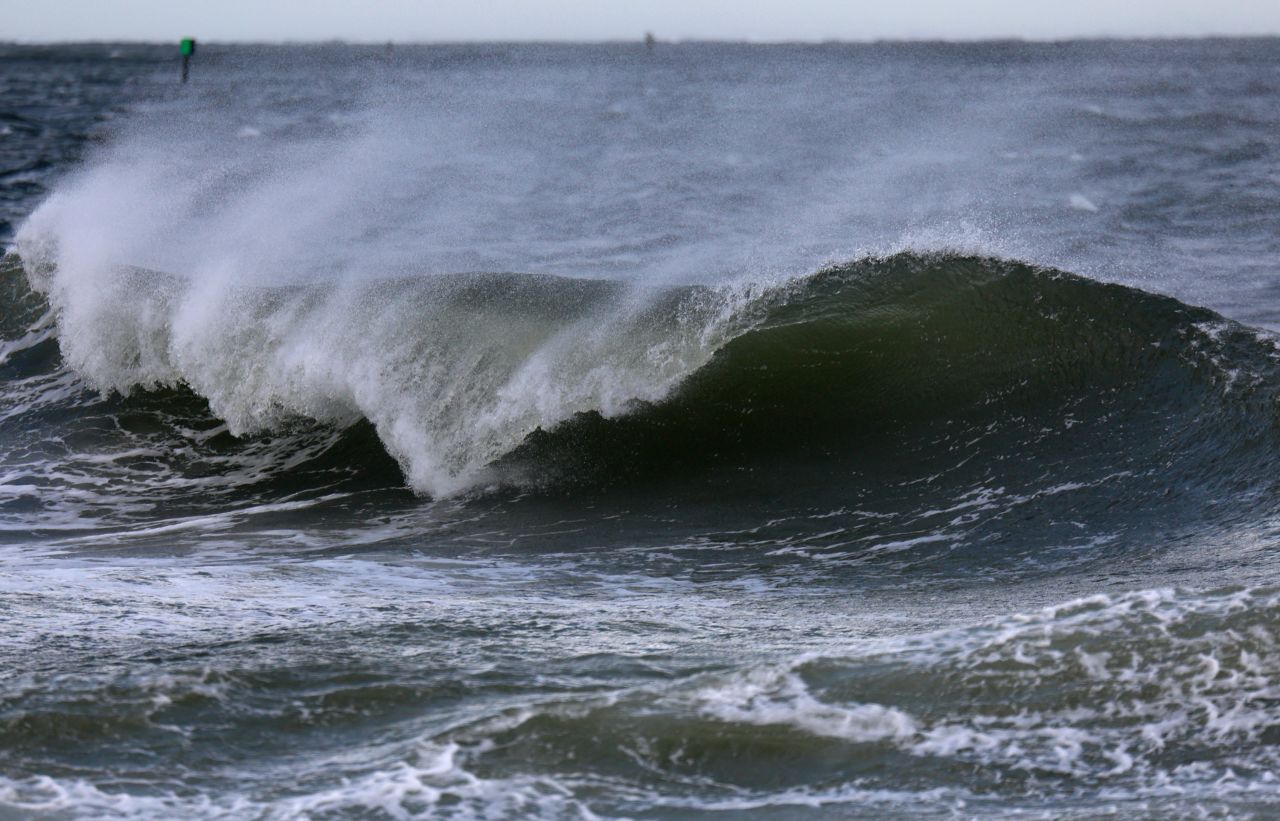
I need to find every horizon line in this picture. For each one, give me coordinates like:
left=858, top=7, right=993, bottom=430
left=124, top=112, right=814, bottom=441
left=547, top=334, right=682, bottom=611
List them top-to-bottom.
left=3, top=33, right=1279, bottom=47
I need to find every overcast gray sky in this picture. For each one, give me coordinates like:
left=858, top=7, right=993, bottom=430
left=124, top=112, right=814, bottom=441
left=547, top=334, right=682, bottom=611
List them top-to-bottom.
left=9, top=0, right=1280, bottom=42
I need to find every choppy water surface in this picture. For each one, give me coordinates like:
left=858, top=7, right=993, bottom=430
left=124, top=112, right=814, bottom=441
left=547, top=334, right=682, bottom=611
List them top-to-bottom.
left=2, top=40, right=1279, bottom=818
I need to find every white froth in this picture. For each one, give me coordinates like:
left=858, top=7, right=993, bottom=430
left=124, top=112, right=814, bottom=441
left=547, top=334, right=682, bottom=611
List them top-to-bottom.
left=15, top=191, right=750, bottom=495
left=691, top=664, right=918, bottom=743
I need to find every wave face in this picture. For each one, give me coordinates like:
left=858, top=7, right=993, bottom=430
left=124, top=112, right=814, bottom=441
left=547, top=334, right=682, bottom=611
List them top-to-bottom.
left=507, top=252, right=1269, bottom=482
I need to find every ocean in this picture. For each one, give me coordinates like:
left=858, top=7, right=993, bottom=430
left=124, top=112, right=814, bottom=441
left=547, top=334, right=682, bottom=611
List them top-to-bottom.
left=1, top=39, right=1279, bottom=818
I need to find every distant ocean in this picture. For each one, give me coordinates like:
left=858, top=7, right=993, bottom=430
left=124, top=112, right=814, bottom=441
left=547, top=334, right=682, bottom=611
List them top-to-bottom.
left=2, top=40, right=1279, bottom=818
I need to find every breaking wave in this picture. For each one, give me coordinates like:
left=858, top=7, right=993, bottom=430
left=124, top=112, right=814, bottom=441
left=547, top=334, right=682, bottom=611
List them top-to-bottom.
left=5, top=246, right=1280, bottom=506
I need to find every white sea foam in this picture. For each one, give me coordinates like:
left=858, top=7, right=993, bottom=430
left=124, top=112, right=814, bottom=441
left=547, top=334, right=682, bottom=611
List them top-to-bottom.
left=16, top=195, right=748, bottom=496
left=0, top=556, right=1275, bottom=817
left=667, top=586, right=1280, bottom=795
left=690, top=663, right=918, bottom=743
left=0, top=746, right=603, bottom=820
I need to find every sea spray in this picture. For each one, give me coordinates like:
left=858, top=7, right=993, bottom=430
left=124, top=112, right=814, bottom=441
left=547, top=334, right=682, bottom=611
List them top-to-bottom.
left=15, top=211, right=756, bottom=494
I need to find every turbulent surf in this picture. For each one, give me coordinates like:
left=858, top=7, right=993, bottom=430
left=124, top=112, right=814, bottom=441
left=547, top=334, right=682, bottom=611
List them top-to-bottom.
left=2, top=39, right=1279, bottom=819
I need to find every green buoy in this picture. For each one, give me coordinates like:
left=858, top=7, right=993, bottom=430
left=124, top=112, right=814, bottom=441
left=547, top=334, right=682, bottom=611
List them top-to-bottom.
left=180, top=38, right=196, bottom=83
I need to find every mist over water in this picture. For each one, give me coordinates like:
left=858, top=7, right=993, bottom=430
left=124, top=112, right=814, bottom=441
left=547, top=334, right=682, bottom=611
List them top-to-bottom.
left=2, top=39, right=1280, bottom=818
left=28, top=40, right=1275, bottom=288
